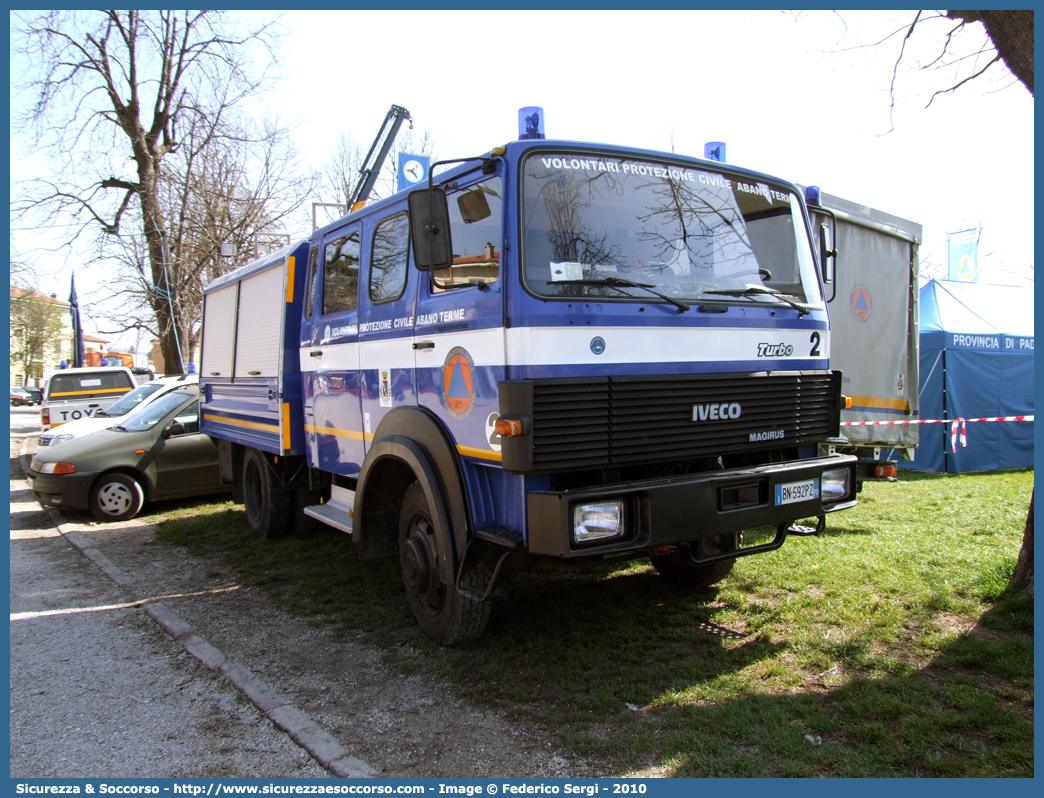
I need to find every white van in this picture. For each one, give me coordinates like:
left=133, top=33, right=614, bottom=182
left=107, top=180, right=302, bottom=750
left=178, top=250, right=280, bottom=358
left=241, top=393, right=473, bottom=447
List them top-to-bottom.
left=40, top=366, right=137, bottom=432
left=37, top=373, right=198, bottom=447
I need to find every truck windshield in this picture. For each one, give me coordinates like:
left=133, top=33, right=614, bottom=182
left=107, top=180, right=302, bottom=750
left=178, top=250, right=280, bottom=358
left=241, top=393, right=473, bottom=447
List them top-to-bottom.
left=520, top=152, right=822, bottom=309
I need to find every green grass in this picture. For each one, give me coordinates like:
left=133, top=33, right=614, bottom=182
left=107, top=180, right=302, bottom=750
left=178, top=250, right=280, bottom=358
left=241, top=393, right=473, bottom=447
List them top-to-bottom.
left=153, top=468, right=1034, bottom=777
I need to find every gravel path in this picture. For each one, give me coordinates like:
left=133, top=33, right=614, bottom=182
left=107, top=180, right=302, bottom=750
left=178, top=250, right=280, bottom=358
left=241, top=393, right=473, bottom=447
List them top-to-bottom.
left=9, top=407, right=601, bottom=779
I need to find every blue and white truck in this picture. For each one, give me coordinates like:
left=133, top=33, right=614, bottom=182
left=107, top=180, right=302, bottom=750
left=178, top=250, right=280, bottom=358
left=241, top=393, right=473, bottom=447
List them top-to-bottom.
left=199, top=137, right=860, bottom=643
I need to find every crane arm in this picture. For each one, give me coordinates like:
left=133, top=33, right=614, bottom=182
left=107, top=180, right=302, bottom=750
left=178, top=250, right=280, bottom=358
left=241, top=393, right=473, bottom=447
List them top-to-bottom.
left=349, top=104, right=413, bottom=210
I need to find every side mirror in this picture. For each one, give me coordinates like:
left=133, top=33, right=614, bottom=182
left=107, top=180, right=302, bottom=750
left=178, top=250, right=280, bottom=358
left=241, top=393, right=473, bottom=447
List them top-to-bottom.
left=408, top=187, right=453, bottom=270
left=819, top=223, right=836, bottom=284
left=163, top=420, right=186, bottom=438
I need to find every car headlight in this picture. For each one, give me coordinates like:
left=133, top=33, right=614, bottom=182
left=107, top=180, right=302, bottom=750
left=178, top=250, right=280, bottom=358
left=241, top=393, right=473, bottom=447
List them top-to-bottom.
left=50, top=434, right=76, bottom=446
left=39, top=462, right=76, bottom=475
left=821, top=467, right=850, bottom=502
left=573, top=500, right=625, bottom=544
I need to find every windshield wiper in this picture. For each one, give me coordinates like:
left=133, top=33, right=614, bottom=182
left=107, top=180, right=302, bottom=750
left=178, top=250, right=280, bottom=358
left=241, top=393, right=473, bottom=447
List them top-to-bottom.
left=547, top=277, right=690, bottom=312
left=703, top=286, right=810, bottom=317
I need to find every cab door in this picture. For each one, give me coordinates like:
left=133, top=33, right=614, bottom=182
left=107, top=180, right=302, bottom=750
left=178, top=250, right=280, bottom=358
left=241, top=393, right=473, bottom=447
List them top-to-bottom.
left=413, top=175, right=506, bottom=463
left=357, top=211, right=417, bottom=452
left=301, top=225, right=366, bottom=477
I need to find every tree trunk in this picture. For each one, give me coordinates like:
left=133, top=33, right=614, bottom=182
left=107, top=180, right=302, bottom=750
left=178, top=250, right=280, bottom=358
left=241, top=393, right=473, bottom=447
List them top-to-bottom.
left=948, top=10, right=1034, bottom=95
left=1007, top=491, right=1033, bottom=599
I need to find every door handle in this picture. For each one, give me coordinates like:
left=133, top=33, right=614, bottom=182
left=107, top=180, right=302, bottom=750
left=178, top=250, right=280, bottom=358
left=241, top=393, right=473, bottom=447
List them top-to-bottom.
left=412, top=341, right=435, bottom=350
left=309, top=350, right=323, bottom=357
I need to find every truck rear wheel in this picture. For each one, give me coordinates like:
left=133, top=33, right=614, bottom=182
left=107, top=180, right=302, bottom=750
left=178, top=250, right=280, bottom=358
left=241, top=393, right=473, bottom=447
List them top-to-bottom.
left=242, top=448, right=291, bottom=539
left=398, top=482, right=491, bottom=645
left=650, top=533, right=736, bottom=589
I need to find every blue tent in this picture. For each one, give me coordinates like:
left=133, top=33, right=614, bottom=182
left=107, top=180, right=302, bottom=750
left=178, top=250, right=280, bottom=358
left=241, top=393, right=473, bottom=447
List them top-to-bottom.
left=903, top=280, right=1034, bottom=472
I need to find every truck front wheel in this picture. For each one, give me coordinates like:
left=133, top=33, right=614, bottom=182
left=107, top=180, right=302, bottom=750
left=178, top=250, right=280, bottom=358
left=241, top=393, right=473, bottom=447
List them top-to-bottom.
left=242, top=448, right=291, bottom=539
left=398, top=482, right=491, bottom=645
left=650, top=533, right=736, bottom=589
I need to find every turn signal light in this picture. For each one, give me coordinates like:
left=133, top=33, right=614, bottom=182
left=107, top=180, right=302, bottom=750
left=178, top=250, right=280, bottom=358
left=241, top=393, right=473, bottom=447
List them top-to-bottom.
left=842, top=395, right=853, bottom=409
left=494, top=418, right=524, bottom=437
left=40, top=462, right=76, bottom=475
left=874, top=465, right=897, bottom=478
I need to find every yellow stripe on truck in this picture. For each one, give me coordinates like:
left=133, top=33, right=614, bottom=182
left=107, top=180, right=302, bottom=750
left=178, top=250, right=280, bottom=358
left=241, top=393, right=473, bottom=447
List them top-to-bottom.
left=286, top=256, right=295, bottom=303
left=202, top=413, right=279, bottom=433
left=304, top=423, right=370, bottom=441
left=301, top=424, right=504, bottom=462
left=456, top=445, right=503, bottom=462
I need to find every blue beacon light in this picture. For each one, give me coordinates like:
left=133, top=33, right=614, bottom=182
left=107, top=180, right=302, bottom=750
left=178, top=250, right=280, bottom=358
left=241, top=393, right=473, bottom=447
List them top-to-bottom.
left=518, top=106, right=545, bottom=140
left=704, top=141, right=726, bottom=162
left=805, top=185, right=823, bottom=206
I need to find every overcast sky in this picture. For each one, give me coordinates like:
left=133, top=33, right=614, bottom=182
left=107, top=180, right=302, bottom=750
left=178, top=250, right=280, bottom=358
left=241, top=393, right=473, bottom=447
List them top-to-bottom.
left=9, top=10, right=1035, bottom=347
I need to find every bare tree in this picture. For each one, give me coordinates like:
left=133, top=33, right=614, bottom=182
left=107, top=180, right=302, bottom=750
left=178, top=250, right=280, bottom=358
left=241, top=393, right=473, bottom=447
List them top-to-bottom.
left=12, top=10, right=284, bottom=373
left=830, top=10, right=1033, bottom=130
left=843, top=10, right=1035, bottom=597
left=937, top=11, right=1032, bottom=96
left=97, top=112, right=316, bottom=363
left=9, top=258, right=37, bottom=290
left=1009, top=492, right=1033, bottom=600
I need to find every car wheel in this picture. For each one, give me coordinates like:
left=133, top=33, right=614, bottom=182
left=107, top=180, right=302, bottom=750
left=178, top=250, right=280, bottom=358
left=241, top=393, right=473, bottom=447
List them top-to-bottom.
left=90, top=473, right=145, bottom=522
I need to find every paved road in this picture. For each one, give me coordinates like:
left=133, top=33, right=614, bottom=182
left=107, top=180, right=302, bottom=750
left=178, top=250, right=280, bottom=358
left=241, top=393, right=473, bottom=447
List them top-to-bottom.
left=8, top=405, right=596, bottom=780
left=10, top=406, right=328, bottom=778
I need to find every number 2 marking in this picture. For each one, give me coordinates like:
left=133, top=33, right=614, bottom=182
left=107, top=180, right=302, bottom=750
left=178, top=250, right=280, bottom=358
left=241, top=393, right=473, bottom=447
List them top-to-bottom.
left=810, top=331, right=822, bottom=356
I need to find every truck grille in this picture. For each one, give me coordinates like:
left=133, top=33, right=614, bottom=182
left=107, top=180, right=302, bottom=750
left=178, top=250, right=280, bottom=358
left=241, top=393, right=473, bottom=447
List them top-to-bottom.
left=528, top=371, right=840, bottom=471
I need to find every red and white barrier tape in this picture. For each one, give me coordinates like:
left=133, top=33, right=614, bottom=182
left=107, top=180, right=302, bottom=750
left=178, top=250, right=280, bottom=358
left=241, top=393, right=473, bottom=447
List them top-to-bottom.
left=840, top=415, right=1033, bottom=454
left=841, top=416, right=1033, bottom=426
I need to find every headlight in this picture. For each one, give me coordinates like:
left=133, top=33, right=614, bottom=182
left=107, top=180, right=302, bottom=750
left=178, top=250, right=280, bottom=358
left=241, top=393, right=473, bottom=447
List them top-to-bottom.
left=50, top=434, right=76, bottom=446
left=39, top=462, right=76, bottom=475
left=821, top=467, right=850, bottom=502
left=573, top=500, right=625, bottom=544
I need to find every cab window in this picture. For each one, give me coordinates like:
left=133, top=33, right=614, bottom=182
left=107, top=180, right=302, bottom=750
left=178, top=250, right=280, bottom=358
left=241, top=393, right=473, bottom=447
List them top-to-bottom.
left=433, top=177, right=502, bottom=292
left=370, top=214, right=410, bottom=303
left=323, top=233, right=360, bottom=315
left=304, top=246, right=320, bottom=319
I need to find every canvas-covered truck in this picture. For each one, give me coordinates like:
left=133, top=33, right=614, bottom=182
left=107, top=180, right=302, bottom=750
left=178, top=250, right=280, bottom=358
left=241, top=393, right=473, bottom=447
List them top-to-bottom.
left=200, top=138, right=862, bottom=644
left=808, top=192, right=922, bottom=467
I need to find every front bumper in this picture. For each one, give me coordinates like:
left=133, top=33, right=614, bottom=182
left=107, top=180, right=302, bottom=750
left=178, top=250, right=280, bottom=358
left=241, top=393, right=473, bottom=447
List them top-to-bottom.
left=526, top=454, right=858, bottom=558
left=27, top=470, right=98, bottom=510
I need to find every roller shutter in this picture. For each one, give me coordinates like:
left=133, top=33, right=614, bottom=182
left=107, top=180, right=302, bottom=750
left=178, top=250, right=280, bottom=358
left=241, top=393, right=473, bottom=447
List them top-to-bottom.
left=234, top=263, right=286, bottom=377
left=201, top=285, right=238, bottom=377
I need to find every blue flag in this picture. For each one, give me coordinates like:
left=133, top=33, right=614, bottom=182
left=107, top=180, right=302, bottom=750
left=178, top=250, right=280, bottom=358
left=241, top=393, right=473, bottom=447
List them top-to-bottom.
left=947, top=229, right=979, bottom=282
left=69, top=273, right=85, bottom=368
